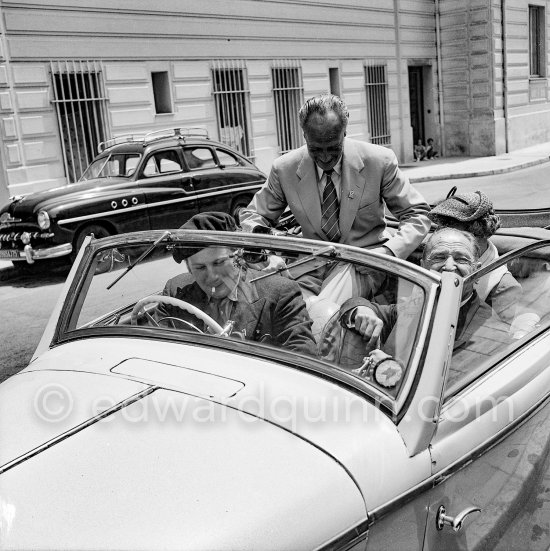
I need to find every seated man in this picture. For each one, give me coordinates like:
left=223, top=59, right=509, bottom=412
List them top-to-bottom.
left=155, top=212, right=317, bottom=356
left=341, top=228, right=512, bottom=387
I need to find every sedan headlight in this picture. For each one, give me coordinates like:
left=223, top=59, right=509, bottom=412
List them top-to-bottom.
left=37, top=210, right=50, bottom=230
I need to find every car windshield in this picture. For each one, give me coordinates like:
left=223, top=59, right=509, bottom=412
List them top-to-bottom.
left=80, top=153, right=141, bottom=180
left=62, top=233, right=434, bottom=403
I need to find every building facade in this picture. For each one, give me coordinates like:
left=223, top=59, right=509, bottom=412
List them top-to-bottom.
left=0, top=0, right=548, bottom=202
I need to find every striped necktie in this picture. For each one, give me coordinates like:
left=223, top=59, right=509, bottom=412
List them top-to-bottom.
left=321, top=170, right=341, bottom=242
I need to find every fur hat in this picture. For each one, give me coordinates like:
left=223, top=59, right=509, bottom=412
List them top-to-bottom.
left=173, top=212, right=237, bottom=263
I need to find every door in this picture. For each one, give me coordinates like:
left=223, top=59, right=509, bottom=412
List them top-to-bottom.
left=408, top=67, right=425, bottom=148
left=182, top=146, right=258, bottom=219
left=137, top=148, right=198, bottom=229
left=423, top=248, right=550, bottom=550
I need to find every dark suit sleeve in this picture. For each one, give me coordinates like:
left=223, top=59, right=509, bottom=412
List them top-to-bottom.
left=239, top=163, right=288, bottom=232
left=271, top=279, right=317, bottom=356
left=339, top=297, right=398, bottom=343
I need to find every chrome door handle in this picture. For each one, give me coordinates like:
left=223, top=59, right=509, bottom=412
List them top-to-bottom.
left=436, top=505, right=481, bottom=532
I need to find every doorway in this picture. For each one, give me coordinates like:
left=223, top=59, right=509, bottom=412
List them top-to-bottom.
left=408, top=66, right=425, bottom=147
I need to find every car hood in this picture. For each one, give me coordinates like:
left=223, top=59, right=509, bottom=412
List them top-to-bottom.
left=1, top=177, right=129, bottom=220
left=0, top=340, right=374, bottom=550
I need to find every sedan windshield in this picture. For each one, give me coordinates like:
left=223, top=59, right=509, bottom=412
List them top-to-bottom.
left=80, top=153, right=141, bottom=180
left=63, top=235, right=431, bottom=402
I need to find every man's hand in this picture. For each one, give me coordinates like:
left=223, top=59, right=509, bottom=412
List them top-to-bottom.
left=262, top=254, right=290, bottom=277
left=347, top=306, right=383, bottom=347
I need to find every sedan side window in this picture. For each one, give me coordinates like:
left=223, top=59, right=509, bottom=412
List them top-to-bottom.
left=183, top=147, right=217, bottom=170
left=142, top=149, right=182, bottom=177
left=216, top=149, right=243, bottom=167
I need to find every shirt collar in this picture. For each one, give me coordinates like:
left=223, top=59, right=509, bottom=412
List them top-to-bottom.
left=316, top=156, right=343, bottom=179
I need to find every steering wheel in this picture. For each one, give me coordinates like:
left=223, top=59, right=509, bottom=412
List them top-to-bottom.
left=130, top=295, right=224, bottom=334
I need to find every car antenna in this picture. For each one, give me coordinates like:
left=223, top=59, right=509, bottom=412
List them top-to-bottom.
left=107, top=230, right=172, bottom=290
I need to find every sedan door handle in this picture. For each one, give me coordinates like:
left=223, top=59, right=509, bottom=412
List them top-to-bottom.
left=436, top=505, right=481, bottom=532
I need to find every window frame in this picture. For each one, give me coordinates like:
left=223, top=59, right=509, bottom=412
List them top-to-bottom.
left=211, top=61, right=253, bottom=160
left=271, top=62, right=304, bottom=155
left=151, top=71, right=173, bottom=115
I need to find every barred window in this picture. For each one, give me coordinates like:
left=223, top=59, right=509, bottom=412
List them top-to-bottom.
left=50, top=60, right=109, bottom=183
left=212, top=61, right=252, bottom=158
left=271, top=61, right=304, bottom=154
left=364, top=64, right=391, bottom=146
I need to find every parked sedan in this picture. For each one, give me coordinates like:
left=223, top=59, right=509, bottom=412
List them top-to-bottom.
left=0, top=127, right=265, bottom=267
left=1, top=227, right=549, bottom=550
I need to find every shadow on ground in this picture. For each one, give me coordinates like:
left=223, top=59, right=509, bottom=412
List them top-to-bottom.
left=0, top=261, right=70, bottom=288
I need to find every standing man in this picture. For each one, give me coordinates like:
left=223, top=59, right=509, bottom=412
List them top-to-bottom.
left=239, top=93, right=430, bottom=293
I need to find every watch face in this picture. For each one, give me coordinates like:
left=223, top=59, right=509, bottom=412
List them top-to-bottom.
left=373, top=358, right=403, bottom=388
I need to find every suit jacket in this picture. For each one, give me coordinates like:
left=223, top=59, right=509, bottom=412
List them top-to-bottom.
left=240, top=138, right=431, bottom=259
left=156, top=268, right=317, bottom=356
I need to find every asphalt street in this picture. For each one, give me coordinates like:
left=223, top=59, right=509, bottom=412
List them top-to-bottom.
left=1, top=160, right=550, bottom=383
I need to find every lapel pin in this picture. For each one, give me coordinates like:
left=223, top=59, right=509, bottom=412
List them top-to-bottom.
left=348, top=190, right=355, bottom=199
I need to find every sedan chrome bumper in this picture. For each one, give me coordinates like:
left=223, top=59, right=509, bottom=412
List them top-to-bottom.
left=0, top=243, right=73, bottom=264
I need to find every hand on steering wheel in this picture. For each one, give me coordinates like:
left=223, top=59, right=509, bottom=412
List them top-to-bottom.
left=130, top=295, right=224, bottom=334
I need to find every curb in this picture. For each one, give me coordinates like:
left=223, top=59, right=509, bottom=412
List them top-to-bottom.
left=407, top=156, right=550, bottom=183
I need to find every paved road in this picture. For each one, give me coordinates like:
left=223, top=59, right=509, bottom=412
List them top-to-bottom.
left=2, top=161, right=550, bottom=382
left=412, top=162, right=550, bottom=210
left=0, top=263, right=69, bottom=383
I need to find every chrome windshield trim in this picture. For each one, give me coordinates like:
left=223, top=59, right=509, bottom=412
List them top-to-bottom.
left=53, top=230, right=440, bottom=418
left=466, top=237, right=550, bottom=284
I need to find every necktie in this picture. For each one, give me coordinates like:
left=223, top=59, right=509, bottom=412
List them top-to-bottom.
left=321, top=170, right=341, bottom=242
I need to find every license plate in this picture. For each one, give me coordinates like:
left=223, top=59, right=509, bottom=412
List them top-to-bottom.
left=0, top=249, right=20, bottom=259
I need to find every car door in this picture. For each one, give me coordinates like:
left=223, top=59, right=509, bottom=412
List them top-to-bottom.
left=182, top=146, right=262, bottom=219
left=137, top=147, right=198, bottom=229
left=423, top=244, right=550, bottom=550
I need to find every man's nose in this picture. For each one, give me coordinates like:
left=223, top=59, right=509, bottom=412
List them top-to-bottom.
left=441, top=255, right=457, bottom=272
left=205, top=266, right=218, bottom=280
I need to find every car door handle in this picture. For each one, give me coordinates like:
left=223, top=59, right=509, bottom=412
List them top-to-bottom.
left=436, top=505, right=481, bottom=532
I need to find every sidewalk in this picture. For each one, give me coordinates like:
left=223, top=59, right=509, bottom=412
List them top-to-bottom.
left=401, top=141, right=550, bottom=183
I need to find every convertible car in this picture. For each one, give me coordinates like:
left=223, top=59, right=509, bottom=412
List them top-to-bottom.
left=1, top=227, right=549, bottom=550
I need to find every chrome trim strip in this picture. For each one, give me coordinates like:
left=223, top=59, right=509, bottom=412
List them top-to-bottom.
left=57, top=183, right=263, bottom=226
left=32, top=243, right=73, bottom=259
left=0, top=386, right=157, bottom=474
left=368, top=391, right=550, bottom=523
left=315, top=518, right=370, bottom=551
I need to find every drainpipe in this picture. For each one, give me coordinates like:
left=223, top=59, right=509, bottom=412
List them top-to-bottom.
left=393, top=0, right=405, bottom=161
left=435, top=0, right=446, bottom=156
left=502, top=0, right=509, bottom=153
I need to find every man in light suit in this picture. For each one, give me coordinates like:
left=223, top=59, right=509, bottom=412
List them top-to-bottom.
left=240, top=94, right=431, bottom=294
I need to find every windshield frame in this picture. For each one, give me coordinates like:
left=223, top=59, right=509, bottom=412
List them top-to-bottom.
left=52, top=230, right=442, bottom=415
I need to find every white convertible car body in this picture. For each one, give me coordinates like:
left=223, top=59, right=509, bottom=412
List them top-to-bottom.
left=1, top=229, right=549, bottom=550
